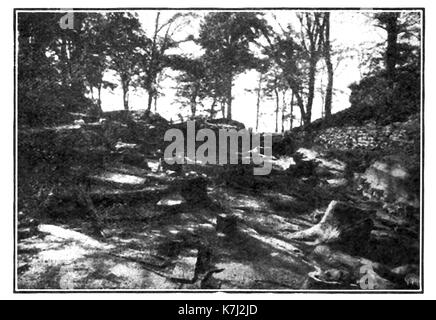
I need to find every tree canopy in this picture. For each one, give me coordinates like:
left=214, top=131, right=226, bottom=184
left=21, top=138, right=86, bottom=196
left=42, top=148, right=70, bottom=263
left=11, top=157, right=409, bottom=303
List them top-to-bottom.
left=17, top=10, right=421, bottom=130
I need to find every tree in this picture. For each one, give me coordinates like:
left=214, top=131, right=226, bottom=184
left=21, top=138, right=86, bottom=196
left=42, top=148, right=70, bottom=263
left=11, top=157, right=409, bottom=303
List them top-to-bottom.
left=17, top=12, right=96, bottom=126
left=139, top=12, right=194, bottom=112
left=198, top=12, right=267, bottom=120
left=322, top=12, right=333, bottom=120
left=348, top=12, right=421, bottom=123
left=361, top=12, right=420, bottom=80
left=18, top=13, right=64, bottom=126
left=79, top=13, right=118, bottom=113
left=105, top=13, right=144, bottom=110
left=261, top=13, right=326, bottom=127
left=296, top=13, right=326, bottom=125
left=374, top=13, right=401, bottom=84
left=171, top=56, right=207, bottom=117
left=262, top=63, right=288, bottom=133
left=255, top=73, right=263, bottom=131
left=289, top=92, right=295, bottom=130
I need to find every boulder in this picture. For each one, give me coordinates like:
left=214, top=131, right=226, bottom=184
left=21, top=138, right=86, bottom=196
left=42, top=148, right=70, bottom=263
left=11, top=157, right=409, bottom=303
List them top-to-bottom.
left=131, top=110, right=169, bottom=128
left=205, top=118, right=245, bottom=131
left=102, top=121, right=133, bottom=145
left=19, top=126, right=110, bottom=171
left=272, top=132, right=296, bottom=157
left=122, top=151, right=150, bottom=169
left=287, top=151, right=320, bottom=177
left=362, top=156, right=419, bottom=206
left=161, top=158, right=183, bottom=174
left=221, top=163, right=257, bottom=189
left=180, top=176, right=209, bottom=204
left=326, top=178, right=348, bottom=187
left=90, top=185, right=170, bottom=205
left=39, top=186, right=105, bottom=236
left=40, top=186, right=95, bottom=220
left=157, top=193, right=186, bottom=207
left=289, top=200, right=374, bottom=245
left=216, top=213, right=238, bottom=235
left=157, top=239, right=184, bottom=257
left=308, top=245, right=398, bottom=290
left=391, top=264, right=420, bottom=289
left=305, top=268, right=354, bottom=289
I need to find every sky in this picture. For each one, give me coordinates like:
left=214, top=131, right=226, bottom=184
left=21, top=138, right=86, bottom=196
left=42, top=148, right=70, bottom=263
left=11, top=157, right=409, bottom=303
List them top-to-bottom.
left=98, top=10, right=389, bottom=132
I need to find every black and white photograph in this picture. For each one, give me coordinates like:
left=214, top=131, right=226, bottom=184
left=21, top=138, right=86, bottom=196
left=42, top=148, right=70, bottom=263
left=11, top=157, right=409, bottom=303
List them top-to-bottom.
left=10, top=4, right=426, bottom=295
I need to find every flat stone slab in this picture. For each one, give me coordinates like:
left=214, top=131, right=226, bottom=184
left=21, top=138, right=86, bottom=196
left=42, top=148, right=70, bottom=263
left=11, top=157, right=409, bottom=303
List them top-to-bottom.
left=114, top=141, right=139, bottom=151
left=90, top=172, right=146, bottom=186
left=326, top=178, right=348, bottom=187
left=90, top=185, right=171, bottom=204
left=157, top=193, right=186, bottom=207
left=38, top=224, right=111, bottom=249
left=170, top=249, right=198, bottom=281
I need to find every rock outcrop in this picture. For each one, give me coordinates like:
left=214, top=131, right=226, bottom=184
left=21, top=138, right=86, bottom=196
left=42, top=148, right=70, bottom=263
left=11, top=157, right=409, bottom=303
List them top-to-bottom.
left=314, top=114, right=419, bottom=152
left=362, top=155, right=419, bottom=207
left=289, top=200, right=374, bottom=246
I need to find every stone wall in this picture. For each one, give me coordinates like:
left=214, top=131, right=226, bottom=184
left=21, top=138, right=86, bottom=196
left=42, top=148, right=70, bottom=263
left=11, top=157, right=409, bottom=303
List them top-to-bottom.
left=313, top=114, right=420, bottom=152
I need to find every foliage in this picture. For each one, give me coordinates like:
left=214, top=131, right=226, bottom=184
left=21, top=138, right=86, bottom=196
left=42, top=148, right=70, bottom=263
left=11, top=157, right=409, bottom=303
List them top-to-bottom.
left=17, top=11, right=421, bottom=130
left=197, top=12, right=268, bottom=119
left=262, top=12, right=330, bottom=126
left=347, top=12, right=421, bottom=125
left=18, top=13, right=92, bottom=126
left=104, top=13, right=145, bottom=110
left=138, top=13, right=194, bottom=111
left=170, top=55, right=208, bottom=117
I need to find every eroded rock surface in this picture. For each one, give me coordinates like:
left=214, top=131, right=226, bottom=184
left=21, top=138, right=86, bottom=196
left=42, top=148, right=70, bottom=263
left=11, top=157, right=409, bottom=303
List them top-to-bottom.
left=17, top=114, right=421, bottom=291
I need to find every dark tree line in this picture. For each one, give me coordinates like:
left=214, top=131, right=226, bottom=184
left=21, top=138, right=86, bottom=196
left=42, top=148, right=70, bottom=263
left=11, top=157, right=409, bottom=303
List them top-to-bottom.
left=17, top=11, right=421, bottom=129
left=348, top=12, right=421, bottom=125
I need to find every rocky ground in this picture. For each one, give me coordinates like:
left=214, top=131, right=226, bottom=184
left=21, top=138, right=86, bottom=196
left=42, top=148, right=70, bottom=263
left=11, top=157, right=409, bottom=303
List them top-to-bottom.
left=16, top=112, right=421, bottom=290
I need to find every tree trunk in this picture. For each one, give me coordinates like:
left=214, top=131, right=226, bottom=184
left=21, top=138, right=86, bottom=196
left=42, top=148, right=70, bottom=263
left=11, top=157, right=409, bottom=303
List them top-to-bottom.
left=145, top=12, right=160, bottom=113
left=323, top=12, right=333, bottom=120
left=384, top=13, right=399, bottom=110
left=385, top=14, right=399, bottom=84
left=305, top=56, right=317, bottom=126
left=226, top=72, right=233, bottom=120
left=255, top=73, right=262, bottom=131
left=285, top=79, right=306, bottom=127
left=122, top=82, right=129, bottom=110
left=97, top=84, right=102, bottom=113
left=274, top=87, right=280, bottom=133
left=147, top=90, right=153, bottom=112
left=281, top=90, right=286, bottom=133
left=295, top=90, right=306, bottom=127
left=290, top=92, right=294, bottom=130
left=210, top=96, right=217, bottom=119
left=190, top=97, right=197, bottom=117
left=221, top=101, right=226, bottom=119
